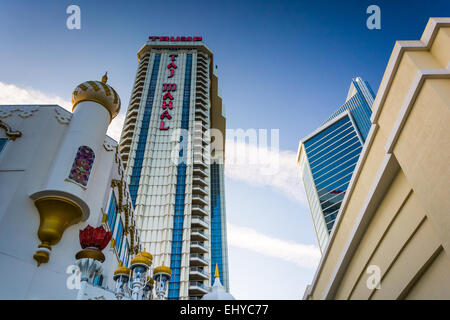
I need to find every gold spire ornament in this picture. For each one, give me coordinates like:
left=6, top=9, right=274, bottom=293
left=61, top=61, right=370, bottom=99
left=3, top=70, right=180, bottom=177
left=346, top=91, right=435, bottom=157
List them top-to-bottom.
left=101, top=72, right=108, bottom=83
left=215, top=264, right=220, bottom=279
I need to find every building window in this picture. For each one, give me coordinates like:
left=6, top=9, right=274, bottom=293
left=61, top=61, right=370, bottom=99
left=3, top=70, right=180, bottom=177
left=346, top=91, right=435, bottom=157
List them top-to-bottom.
left=0, top=138, right=7, bottom=153
left=68, top=146, right=95, bottom=187
left=107, top=193, right=118, bottom=233
left=115, top=218, right=124, bottom=257
left=122, top=241, right=130, bottom=267
left=93, top=275, right=103, bottom=287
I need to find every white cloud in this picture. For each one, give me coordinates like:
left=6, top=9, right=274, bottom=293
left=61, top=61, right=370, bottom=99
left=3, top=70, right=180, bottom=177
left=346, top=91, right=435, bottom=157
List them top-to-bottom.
left=0, top=82, right=124, bottom=141
left=0, top=82, right=72, bottom=110
left=107, top=113, right=125, bottom=141
left=225, top=139, right=306, bottom=205
left=227, top=223, right=321, bottom=269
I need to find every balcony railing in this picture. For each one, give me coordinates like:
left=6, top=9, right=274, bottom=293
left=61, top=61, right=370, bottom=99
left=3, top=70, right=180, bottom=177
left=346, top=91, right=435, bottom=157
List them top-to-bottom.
left=196, top=96, right=209, bottom=105
left=195, top=107, right=209, bottom=119
left=193, top=164, right=208, bottom=176
left=192, top=176, right=208, bottom=187
left=192, top=186, right=208, bottom=197
left=192, top=194, right=208, bottom=205
left=192, top=205, right=208, bottom=216
left=191, top=216, right=209, bottom=224
left=191, top=229, right=208, bottom=239
left=191, top=241, right=209, bottom=250
left=190, top=254, right=208, bottom=265
left=190, top=267, right=209, bottom=277
left=189, top=281, right=208, bottom=294
left=190, top=281, right=206, bottom=289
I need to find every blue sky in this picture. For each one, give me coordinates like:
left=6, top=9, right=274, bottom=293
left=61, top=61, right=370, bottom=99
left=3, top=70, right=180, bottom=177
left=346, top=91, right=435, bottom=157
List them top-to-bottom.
left=0, top=0, right=449, bottom=299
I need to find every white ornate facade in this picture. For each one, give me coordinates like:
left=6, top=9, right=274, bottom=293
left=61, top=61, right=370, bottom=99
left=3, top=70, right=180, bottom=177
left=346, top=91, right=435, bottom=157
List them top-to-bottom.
left=0, top=77, right=143, bottom=299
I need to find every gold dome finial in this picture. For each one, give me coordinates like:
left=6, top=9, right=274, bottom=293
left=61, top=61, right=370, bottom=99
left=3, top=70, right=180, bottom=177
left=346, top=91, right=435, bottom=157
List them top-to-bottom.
left=72, top=72, right=121, bottom=122
left=137, top=250, right=153, bottom=262
left=153, top=260, right=172, bottom=276
left=215, top=264, right=220, bottom=279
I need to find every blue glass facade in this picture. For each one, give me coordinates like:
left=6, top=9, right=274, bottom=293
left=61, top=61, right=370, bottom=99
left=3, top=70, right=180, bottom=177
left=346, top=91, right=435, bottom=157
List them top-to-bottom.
left=129, top=54, right=161, bottom=207
left=168, top=54, right=192, bottom=300
left=323, top=77, right=374, bottom=140
left=300, top=78, right=374, bottom=251
left=303, top=115, right=363, bottom=234
left=0, top=138, right=7, bottom=153
left=210, top=163, right=227, bottom=288
left=106, top=193, right=117, bottom=231
left=115, top=218, right=124, bottom=256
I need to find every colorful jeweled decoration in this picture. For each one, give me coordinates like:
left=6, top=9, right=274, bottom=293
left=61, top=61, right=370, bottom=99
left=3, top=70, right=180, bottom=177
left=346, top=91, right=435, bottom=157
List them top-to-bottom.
left=68, top=146, right=95, bottom=187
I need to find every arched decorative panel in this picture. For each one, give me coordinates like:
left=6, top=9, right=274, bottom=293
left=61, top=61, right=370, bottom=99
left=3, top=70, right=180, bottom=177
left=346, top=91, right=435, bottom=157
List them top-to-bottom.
left=68, top=146, right=95, bottom=187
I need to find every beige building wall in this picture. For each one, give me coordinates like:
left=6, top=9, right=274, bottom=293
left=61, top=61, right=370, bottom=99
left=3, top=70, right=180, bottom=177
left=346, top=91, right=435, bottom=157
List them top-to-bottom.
left=305, top=18, right=450, bottom=300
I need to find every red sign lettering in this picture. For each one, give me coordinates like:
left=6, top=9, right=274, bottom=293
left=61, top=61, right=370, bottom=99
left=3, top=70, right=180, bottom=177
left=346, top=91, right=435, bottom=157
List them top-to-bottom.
left=148, top=36, right=202, bottom=42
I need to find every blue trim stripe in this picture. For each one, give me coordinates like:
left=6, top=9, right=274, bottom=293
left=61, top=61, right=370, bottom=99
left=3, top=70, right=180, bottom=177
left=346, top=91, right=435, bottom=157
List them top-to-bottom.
left=129, top=54, right=161, bottom=207
left=168, top=54, right=192, bottom=300
left=210, top=163, right=224, bottom=285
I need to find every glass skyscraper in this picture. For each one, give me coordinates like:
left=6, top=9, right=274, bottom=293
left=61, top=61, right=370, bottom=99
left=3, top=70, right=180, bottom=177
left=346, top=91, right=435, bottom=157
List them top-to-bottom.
left=119, top=37, right=229, bottom=299
left=297, top=77, right=375, bottom=252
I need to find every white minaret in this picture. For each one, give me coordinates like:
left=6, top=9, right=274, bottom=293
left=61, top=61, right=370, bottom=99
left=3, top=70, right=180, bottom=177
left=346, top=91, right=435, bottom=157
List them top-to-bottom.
left=30, top=73, right=121, bottom=266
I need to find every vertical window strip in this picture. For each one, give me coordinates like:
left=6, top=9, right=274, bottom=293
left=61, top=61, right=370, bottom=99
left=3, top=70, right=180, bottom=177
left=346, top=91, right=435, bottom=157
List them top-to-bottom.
left=129, top=54, right=161, bottom=207
left=168, top=54, right=192, bottom=300
left=210, top=163, right=224, bottom=283
left=107, top=193, right=118, bottom=232
left=115, top=219, right=124, bottom=256
left=122, top=241, right=130, bottom=266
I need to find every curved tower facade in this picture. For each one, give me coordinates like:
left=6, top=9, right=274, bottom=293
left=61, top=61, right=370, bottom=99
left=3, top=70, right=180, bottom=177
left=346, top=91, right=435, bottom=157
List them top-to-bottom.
left=119, top=37, right=229, bottom=300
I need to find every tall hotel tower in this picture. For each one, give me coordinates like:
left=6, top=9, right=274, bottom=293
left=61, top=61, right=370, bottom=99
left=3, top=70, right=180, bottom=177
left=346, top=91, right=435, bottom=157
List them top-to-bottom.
left=119, top=36, right=229, bottom=300
left=297, top=77, right=375, bottom=253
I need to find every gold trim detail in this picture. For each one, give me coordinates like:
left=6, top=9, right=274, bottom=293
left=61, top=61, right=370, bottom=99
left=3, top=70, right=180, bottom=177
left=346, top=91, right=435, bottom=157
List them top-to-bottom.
left=87, top=81, right=100, bottom=91
left=99, top=82, right=111, bottom=96
left=0, top=119, right=22, bottom=140
left=33, top=197, right=83, bottom=266
left=75, top=248, right=105, bottom=262
left=33, top=250, right=50, bottom=266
